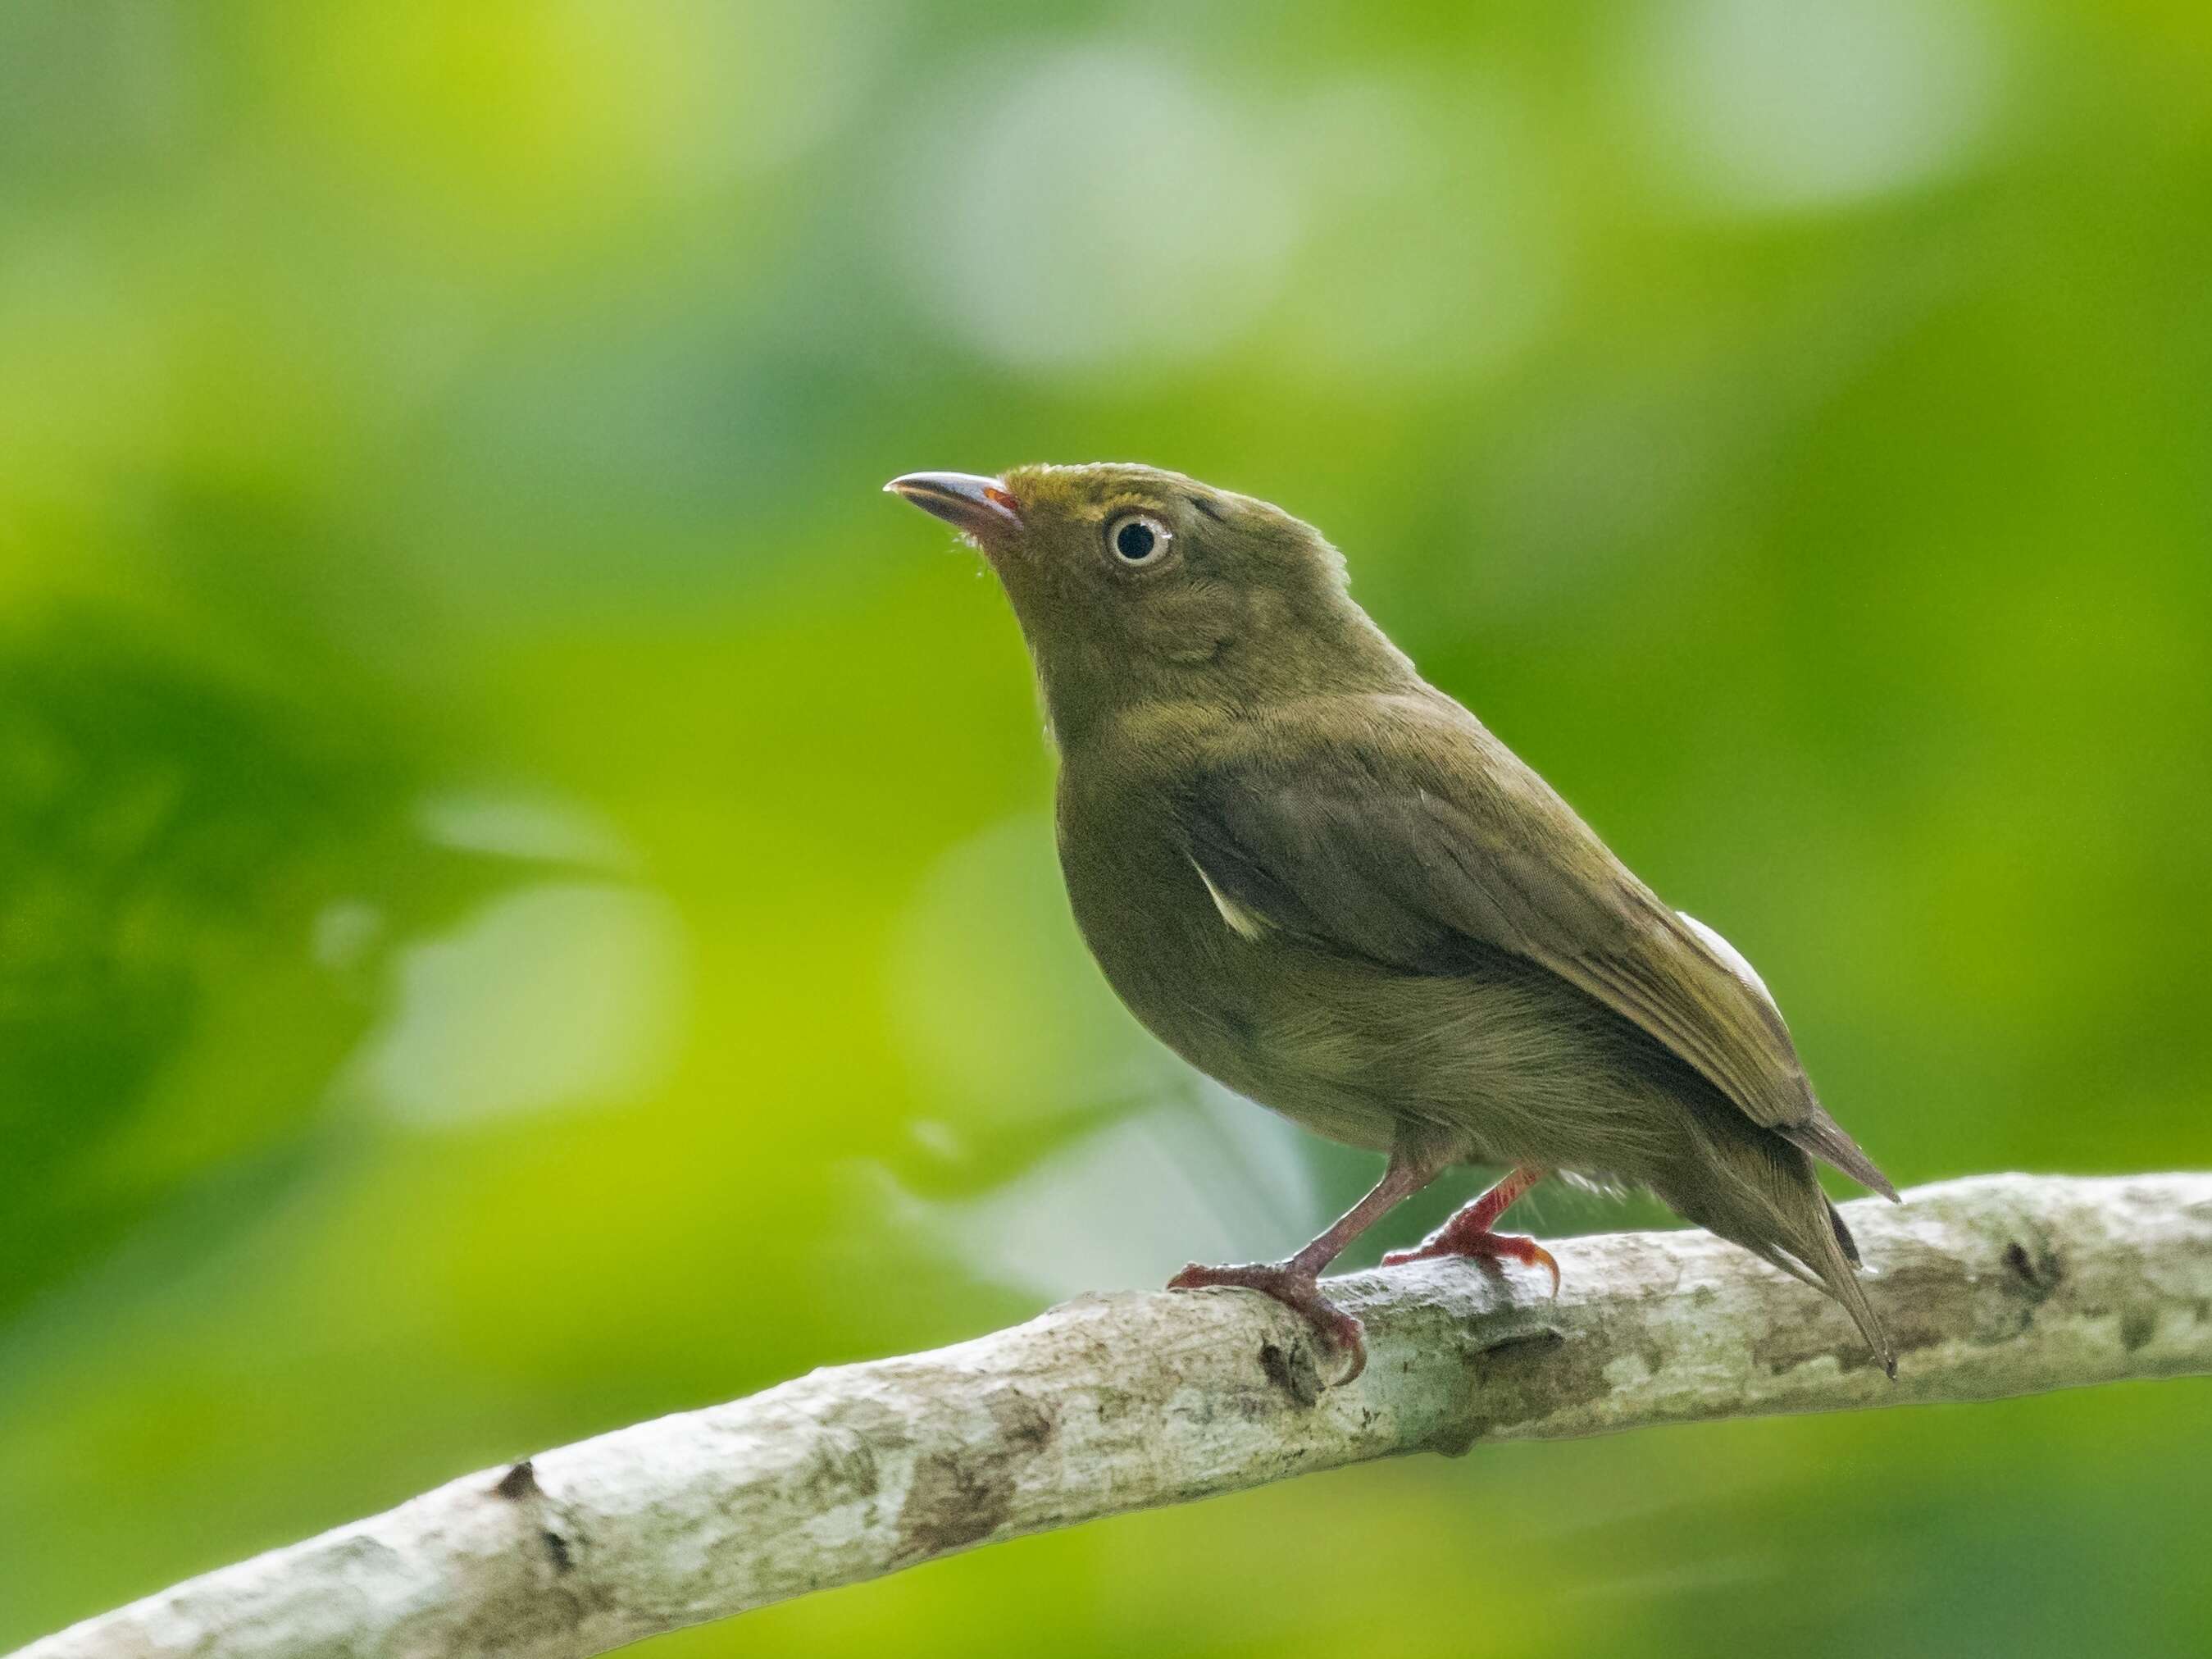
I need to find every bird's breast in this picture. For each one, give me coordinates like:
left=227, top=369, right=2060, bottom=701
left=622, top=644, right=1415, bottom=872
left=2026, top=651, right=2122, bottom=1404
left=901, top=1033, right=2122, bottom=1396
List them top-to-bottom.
left=1052, top=773, right=1408, bottom=1151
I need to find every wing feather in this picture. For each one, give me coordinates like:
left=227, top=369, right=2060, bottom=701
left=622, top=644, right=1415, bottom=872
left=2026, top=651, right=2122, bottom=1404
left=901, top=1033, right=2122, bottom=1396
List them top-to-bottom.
left=1176, top=695, right=1892, bottom=1194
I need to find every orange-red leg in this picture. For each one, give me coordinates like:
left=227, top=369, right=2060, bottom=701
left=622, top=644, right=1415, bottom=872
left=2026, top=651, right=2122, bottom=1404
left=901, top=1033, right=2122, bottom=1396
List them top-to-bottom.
left=1168, top=1149, right=1441, bottom=1385
left=1381, top=1165, right=1560, bottom=1294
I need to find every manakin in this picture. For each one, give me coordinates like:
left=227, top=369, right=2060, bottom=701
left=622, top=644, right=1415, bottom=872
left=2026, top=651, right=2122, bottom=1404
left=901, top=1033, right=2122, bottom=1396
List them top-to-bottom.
left=889, top=463, right=1896, bottom=1383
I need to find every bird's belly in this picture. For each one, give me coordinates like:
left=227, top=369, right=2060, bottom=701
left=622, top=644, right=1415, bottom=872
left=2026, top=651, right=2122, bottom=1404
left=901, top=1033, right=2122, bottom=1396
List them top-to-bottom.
left=1058, top=812, right=1688, bottom=1172
left=1063, top=877, right=1400, bottom=1151
left=1081, top=898, right=1682, bottom=1172
left=1128, top=985, right=1412, bottom=1156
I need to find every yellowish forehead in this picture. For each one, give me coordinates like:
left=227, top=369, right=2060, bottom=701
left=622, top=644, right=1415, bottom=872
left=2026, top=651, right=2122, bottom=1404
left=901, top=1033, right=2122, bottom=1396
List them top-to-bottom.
left=1009, top=463, right=1195, bottom=522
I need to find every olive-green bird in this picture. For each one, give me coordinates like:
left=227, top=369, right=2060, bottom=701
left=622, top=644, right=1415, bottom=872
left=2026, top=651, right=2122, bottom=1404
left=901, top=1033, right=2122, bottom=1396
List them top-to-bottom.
left=889, top=463, right=1897, bottom=1383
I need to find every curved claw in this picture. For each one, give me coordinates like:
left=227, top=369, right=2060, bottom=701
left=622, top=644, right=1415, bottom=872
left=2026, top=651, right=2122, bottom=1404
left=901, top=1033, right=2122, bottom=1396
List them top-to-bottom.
left=1381, top=1231, right=1563, bottom=1298
left=1167, top=1260, right=1368, bottom=1385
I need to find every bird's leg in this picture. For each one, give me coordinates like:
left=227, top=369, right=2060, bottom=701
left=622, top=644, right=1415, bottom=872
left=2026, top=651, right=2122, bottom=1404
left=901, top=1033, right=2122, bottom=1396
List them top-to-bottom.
left=1167, top=1152, right=1436, bottom=1385
left=1381, top=1164, right=1561, bottom=1293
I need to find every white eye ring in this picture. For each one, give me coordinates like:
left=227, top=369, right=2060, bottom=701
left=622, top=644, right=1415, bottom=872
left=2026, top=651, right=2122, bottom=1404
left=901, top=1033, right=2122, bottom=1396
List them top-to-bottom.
left=1105, top=512, right=1172, bottom=567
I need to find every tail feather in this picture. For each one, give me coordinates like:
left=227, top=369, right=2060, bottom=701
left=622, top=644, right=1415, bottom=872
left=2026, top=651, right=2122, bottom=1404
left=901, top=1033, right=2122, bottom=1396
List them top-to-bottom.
left=1781, top=1108, right=1899, bottom=1202
left=1673, top=1112, right=1896, bottom=1378
left=1827, top=1196, right=1863, bottom=1268
left=1752, top=1210, right=1892, bottom=1378
left=1798, top=1213, right=1894, bottom=1379
left=1747, top=1240, right=1828, bottom=1295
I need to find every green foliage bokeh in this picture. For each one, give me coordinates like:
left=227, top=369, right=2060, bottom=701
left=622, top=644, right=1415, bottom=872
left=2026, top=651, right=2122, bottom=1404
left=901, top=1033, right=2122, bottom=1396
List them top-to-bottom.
left=2, top=2, right=2209, bottom=1652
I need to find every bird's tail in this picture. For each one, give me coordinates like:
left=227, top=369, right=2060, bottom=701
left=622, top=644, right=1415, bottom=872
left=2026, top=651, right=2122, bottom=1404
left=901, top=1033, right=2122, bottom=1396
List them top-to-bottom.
left=1780, top=1106, right=1900, bottom=1202
left=1674, top=1112, right=1896, bottom=1378
left=1777, top=1198, right=1894, bottom=1379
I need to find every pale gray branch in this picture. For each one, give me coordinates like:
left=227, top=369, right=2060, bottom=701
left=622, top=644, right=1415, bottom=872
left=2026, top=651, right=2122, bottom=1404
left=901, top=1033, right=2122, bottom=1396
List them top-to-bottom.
left=16, top=1173, right=2212, bottom=1659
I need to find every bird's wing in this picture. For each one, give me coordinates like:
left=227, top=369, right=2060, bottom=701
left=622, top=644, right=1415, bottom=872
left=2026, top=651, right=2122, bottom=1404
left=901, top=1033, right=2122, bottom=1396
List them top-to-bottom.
left=1176, top=696, right=1893, bottom=1194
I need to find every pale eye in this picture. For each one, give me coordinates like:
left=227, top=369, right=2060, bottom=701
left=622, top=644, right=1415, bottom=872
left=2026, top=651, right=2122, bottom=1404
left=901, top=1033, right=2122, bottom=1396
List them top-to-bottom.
left=1106, top=512, right=1172, bottom=567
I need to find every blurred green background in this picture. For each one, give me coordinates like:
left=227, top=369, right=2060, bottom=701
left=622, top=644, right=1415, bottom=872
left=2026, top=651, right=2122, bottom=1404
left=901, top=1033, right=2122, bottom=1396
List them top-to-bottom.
left=3, top=0, right=2210, bottom=1652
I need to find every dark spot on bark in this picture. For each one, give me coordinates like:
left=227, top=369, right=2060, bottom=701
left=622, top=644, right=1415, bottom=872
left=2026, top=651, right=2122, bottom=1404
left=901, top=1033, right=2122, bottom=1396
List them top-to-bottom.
left=2002, top=1241, right=2062, bottom=1300
left=1752, top=1261, right=1940, bottom=1375
left=2120, top=1306, right=2156, bottom=1352
left=1433, top=1326, right=1591, bottom=1456
left=1479, top=1329, right=1567, bottom=1361
left=1258, top=1340, right=1323, bottom=1408
left=986, top=1388, right=1058, bottom=1453
left=894, top=1390, right=1058, bottom=1562
left=799, top=1399, right=913, bottom=1510
left=805, top=1431, right=882, bottom=1502
left=896, top=1451, right=1014, bottom=1561
left=493, top=1460, right=539, bottom=1500
left=541, top=1529, right=573, bottom=1573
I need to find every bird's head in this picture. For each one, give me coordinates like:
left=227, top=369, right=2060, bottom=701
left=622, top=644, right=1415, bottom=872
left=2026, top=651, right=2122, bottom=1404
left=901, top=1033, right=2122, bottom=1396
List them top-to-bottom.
left=886, top=462, right=1409, bottom=742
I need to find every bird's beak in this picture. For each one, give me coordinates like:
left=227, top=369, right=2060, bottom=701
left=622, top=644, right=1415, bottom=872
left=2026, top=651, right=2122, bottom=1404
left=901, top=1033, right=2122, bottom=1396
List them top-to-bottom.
left=884, top=472, right=1023, bottom=545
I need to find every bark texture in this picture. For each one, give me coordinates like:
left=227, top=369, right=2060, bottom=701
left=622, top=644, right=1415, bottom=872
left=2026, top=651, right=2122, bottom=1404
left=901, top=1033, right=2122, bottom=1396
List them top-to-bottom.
left=16, top=1173, right=2211, bottom=1659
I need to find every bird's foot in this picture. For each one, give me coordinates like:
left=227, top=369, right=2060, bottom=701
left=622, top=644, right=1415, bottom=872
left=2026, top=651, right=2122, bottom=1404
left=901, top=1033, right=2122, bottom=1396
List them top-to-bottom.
left=1382, top=1221, right=1562, bottom=1296
left=1166, top=1260, right=1368, bottom=1384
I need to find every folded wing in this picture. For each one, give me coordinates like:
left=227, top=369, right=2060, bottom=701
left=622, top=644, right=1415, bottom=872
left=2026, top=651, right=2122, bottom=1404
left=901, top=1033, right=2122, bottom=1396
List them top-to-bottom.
left=1177, top=695, right=1894, bottom=1197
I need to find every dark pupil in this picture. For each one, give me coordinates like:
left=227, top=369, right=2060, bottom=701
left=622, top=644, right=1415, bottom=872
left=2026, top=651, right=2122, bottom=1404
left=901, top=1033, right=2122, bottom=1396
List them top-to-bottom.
left=1114, top=520, right=1156, bottom=561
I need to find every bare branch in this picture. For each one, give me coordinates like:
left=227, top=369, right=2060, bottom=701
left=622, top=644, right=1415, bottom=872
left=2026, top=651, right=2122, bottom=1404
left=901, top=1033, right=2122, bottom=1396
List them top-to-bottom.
left=16, top=1173, right=2211, bottom=1659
